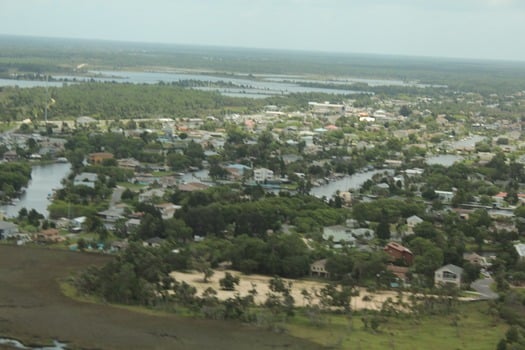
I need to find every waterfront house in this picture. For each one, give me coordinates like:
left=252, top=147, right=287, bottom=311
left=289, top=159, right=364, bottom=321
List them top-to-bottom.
left=73, top=172, right=98, bottom=188
left=0, top=221, right=19, bottom=240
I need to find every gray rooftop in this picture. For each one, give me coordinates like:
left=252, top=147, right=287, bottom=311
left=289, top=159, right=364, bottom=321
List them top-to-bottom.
left=436, top=264, right=464, bottom=275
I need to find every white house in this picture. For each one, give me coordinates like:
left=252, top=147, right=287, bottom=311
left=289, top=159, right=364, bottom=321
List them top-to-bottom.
left=254, top=168, right=274, bottom=183
left=73, top=172, right=98, bottom=188
left=138, top=188, right=166, bottom=203
left=435, top=190, right=455, bottom=203
left=154, top=203, right=181, bottom=220
left=406, top=215, right=423, bottom=234
left=0, top=221, right=19, bottom=239
left=434, top=264, right=464, bottom=288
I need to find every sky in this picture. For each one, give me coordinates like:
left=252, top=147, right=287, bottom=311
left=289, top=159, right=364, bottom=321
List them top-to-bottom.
left=1, top=0, right=524, bottom=61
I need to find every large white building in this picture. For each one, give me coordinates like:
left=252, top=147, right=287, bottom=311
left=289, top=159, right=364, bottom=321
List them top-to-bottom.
left=254, top=168, right=274, bottom=183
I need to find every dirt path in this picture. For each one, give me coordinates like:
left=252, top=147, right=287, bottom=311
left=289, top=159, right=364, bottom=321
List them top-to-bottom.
left=0, top=245, right=322, bottom=350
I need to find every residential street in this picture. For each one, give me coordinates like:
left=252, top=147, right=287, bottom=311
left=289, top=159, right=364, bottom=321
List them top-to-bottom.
left=110, top=186, right=125, bottom=207
left=471, top=277, right=499, bottom=300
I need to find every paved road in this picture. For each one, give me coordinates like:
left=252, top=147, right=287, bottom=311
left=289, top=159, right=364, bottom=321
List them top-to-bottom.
left=110, top=186, right=125, bottom=207
left=471, top=277, right=499, bottom=300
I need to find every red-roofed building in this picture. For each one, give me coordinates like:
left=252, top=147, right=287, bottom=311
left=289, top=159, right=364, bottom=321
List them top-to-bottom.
left=384, top=242, right=414, bottom=266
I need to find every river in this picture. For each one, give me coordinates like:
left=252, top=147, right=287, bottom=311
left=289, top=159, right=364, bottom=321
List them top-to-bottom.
left=1, top=70, right=366, bottom=98
left=0, top=162, right=71, bottom=218
left=178, top=169, right=389, bottom=198
left=310, top=169, right=393, bottom=198
left=0, top=338, right=67, bottom=350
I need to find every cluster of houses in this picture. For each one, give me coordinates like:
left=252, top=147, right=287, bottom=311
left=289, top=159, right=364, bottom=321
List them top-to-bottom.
left=310, top=214, right=502, bottom=288
left=309, top=238, right=495, bottom=288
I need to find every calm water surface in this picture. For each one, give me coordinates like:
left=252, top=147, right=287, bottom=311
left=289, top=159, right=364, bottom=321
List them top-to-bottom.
left=1, top=162, right=71, bottom=218
left=310, top=169, right=393, bottom=198
left=0, top=338, right=67, bottom=350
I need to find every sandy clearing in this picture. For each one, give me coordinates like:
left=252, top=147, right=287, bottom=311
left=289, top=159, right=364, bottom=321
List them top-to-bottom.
left=170, top=269, right=402, bottom=310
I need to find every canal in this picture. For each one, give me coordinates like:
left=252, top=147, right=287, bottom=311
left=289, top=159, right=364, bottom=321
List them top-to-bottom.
left=1, top=162, right=71, bottom=218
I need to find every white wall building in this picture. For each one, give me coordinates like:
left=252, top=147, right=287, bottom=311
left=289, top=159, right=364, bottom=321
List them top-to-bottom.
left=254, top=168, right=274, bottom=183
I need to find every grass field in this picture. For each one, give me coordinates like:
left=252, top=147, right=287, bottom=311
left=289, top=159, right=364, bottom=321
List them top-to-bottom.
left=287, top=303, right=506, bottom=350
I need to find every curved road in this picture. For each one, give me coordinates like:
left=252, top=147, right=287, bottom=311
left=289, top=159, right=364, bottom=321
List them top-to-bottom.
left=471, top=277, right=499, bottom=300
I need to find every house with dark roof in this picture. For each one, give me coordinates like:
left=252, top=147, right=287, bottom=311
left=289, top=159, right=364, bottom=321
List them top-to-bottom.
left=143, top=237, right=165, bottom=248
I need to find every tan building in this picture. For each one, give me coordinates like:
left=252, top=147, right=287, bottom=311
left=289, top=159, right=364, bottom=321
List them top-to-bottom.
left=89, top=152, right=114, bottom=164
left=310, top=259, right=329, bottom=278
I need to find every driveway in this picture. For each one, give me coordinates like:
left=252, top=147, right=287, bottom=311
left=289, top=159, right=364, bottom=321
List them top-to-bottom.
left=110, top=186, right=125, bottom=207
left=471, top=277, right=499, bottom=300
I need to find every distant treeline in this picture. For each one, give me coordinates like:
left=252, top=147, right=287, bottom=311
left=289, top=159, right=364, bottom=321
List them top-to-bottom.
left=0, top=82, right=350, bottom=121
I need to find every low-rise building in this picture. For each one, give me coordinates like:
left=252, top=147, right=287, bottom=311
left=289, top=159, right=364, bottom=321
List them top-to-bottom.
left=88, top=152, right=114, bottom=164
left=254, top=168, right=274, bottom=183
left=73, top=172, right=98, bottom=188
left=138, top=188, right=166, bottom=203
left=154, top=203, right=181, bottom=220
left=406, top=215, right=423, bottom=234
left=0, top=221, right=19, bottom=240
left=37, top=228, right=65, bottom=243
left=384, top=242, right=414, bottom=266
left=463, top=252, right=490, bottom=268
left=310, top=259, right=329, bottom=278
left=434, top=264, right=463, bottom=288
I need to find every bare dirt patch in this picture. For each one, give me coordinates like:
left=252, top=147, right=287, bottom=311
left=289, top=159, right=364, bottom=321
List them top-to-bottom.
left=171, top=269, right=401, bottom=310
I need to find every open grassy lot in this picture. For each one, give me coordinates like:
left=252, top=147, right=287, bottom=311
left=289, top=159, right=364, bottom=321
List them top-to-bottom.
left=0, top=245, right=321, bottom=350
left=287, top=302, right=506, bottom=350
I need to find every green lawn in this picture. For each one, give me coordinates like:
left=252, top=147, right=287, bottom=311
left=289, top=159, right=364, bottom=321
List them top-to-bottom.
left=287, top=303, right=506, bottom=350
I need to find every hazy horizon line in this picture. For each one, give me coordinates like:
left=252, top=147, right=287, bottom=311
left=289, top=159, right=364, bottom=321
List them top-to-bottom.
left=2, top=33, right=524, bottom=65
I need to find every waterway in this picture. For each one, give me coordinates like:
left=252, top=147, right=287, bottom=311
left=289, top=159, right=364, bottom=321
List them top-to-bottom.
left=0, top=70, right=368, bottom=98
left=0, top=78, right=64, bottom=88
left=0, top=162, right=71, bottom=218
left=310, top=169, right=393, bottom=198
left=0, top=337, right=67, bottom=350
